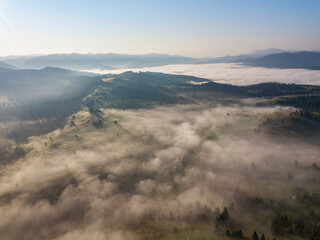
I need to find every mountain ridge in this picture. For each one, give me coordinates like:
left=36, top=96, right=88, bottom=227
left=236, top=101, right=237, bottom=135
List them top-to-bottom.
left=1, top=49, right=320, bottom=71
left=244, top=51, right=320, bottom=70
left=0, top=61, right=18, bottom=70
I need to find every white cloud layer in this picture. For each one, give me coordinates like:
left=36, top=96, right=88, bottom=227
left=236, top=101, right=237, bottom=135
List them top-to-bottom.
left=86, top=63, right=320, bottom=86
left=0, top=105, right=319, bottom=239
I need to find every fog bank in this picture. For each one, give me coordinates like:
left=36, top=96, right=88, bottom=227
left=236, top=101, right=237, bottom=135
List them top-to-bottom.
left=86, top=63, right=320, bottom=85
left=0, top=105, right=319, bottom=239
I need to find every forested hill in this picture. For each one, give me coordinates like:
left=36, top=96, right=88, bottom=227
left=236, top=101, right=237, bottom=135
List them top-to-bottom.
left=1, top=70, right=320, bottom=142
left=2, top=70, right=320, bottom=119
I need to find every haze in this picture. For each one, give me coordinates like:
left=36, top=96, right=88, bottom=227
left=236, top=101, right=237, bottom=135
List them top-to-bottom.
left=0, top=0, right=320, bottom=57
left=1, top=1, right=320, bottom=240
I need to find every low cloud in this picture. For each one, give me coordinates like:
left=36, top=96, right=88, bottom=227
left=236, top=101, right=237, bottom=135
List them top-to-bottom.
left=86, top=63, right=320, bottom=85
left=0, top=104, right=319, bottom=239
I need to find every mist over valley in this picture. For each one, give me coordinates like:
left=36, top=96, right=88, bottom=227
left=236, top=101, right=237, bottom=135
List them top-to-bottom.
left=1, top=1, right=320, bottom=239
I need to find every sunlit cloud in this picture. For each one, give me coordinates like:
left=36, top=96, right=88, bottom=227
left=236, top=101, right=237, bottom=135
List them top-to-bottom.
left=85, top=63, right=320, bottom=86
left=0, top=105, right=319, bottom=239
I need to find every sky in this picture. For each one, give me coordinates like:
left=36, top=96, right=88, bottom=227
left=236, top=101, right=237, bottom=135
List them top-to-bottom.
left=0, top=0, right=319, bottom=57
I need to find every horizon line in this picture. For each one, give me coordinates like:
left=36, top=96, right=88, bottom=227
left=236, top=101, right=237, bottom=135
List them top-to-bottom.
left=1, top=48, right=320, bottom=59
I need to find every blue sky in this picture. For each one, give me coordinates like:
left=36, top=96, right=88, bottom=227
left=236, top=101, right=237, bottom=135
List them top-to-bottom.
left=0, top=0, right=319, bottom=57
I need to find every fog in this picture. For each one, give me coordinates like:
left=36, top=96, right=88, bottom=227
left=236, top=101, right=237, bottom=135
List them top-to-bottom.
left=86, top=63, right=320, bottom=85
left=0, top=104, right=319, bottom=240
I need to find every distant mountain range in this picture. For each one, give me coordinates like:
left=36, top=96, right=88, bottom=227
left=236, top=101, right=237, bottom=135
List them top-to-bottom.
left=247, top=48, right=292, bottom=57
left=0, top=49, right=319, bottom=71
left=243, top=51, right=320, bottom=70
left=0, top=53, right=196, bottom=70
left=0, top=61, right=18, bottom=70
